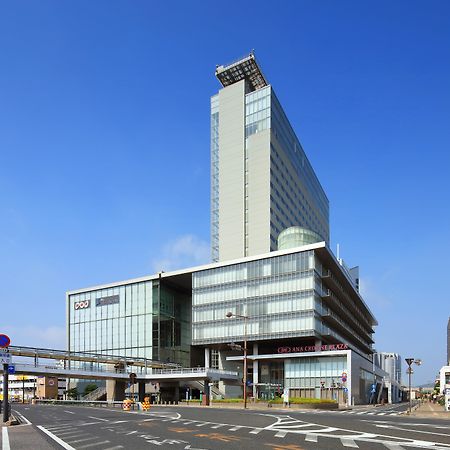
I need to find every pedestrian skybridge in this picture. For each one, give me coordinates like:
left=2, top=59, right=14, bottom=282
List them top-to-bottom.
left=2, top=345, right=239, bottom=383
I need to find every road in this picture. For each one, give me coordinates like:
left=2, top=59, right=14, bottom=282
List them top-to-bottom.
left=1, top=403, right=449, bottom=450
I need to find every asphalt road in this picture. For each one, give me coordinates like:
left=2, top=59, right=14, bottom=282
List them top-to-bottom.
left=1, top=403, right=449, bottom=450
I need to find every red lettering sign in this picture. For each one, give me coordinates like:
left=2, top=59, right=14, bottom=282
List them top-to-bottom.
left=277, top=343, right=348, bottom=354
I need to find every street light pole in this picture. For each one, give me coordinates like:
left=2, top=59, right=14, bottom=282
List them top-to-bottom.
left=226, top=312, right=249, bottom=409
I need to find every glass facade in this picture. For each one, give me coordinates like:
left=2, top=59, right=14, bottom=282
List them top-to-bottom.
left=245, top=86, right=271, bottom=137
left=192, top=251, right=318, bottom=344
left=69, top=279, right=191, bottom=367
left=69, top=281, right=153, bottom=359
left=285, top=356, right=347, bottom=389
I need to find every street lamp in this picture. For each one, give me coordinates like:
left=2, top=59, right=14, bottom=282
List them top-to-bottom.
left=226, top=311, right=249, bottom=409
left=405, top=358, right=422, bottom=414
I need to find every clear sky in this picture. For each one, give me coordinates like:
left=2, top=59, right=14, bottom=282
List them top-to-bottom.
left=1, top=0, right=449, bottom=385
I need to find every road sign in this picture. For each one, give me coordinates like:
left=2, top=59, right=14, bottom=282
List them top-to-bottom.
left=0, top=334, right=10, bottom=348
left=0, top=350, right=11, bottom=364
left=7, top=365, right=15, bottom=375
left=343, top=387, right=348, bottom=393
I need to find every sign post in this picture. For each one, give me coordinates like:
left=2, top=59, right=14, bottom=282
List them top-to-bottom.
left=0, top=334, right=11, bottom=423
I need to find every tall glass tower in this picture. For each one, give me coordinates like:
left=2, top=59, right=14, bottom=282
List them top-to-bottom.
left=211, top=53, right=329, bottom=262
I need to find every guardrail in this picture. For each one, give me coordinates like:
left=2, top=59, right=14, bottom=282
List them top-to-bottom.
left=34, top=399, right=181, bottom=408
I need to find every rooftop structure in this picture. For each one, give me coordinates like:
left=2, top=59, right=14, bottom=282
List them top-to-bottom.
left=215, top=53, right=268, bottom=91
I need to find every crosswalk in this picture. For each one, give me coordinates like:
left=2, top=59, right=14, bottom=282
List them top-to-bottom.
left=34, top=411, right=444, bottom=450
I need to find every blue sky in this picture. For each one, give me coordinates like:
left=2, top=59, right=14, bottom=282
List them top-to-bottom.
left=1, top=1, right=449, bottom=385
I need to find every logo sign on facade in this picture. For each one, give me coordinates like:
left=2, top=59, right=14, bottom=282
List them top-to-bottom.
left=96, top=295, right=120, bottom=307
left=74, top=300, right=90, bottom=310
left=0, top=334, right=11, bottom=348
left=277, top=343, right=349, bottom=354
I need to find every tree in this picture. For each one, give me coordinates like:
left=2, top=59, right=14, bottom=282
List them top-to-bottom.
left=84, top=384, right=98, bottom=396
left=67, top=388, right=79, bottom=399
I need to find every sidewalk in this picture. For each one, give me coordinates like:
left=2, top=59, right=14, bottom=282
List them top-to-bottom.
left=409, top=401, right=449, bottom=419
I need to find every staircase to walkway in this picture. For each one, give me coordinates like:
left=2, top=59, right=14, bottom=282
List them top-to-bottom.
left=189, top=380, right=225, bottom=398
left=83, top=386, right=107, bottom=401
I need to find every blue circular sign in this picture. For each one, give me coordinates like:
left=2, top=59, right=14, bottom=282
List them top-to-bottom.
left=0, top=334, right=10, bottom=348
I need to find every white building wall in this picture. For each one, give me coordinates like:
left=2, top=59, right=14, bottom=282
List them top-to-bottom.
left=218, top=80, right=246, bottom=261
left=247, top=129, right=271, bottom=256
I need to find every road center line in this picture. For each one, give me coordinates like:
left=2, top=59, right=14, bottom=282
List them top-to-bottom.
left=87, top=416, right=109, bottom=422
left=37, top=426, right=76, bottom=450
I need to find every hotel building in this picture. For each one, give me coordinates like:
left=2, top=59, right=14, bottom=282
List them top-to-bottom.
left=67, top=54, right=383, bottom=405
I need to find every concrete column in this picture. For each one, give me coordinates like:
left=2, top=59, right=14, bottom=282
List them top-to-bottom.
left=252, top=343, right=259, bottom=398
left=204, top=348, right=210, bottom=369
left=202, top=379, right=210, bottom=406
left=106, top=380, right=126, bottom=401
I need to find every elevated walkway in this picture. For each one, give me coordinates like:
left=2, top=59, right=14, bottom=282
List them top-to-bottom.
left=0, top=362, right=238, bottom=383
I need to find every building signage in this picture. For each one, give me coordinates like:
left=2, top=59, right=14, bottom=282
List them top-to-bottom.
left=96, top=294, right=120, bottom=307
left=74, top=300, right=90, bottom=310
left=0, top=334, right=11, bottom=348
left=277, top=343, right=349, bottom=354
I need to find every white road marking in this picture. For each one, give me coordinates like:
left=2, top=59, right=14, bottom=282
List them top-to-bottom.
left=64, top=410, right=76, bottom=414
left=13, top=411, right=32, bottom=425
left=378, top=413, right=386, bottom=416
left=87, top=416, right=109, bottom=422
left=110, top=420, right=128, bottom=424
left=79, top=421, right=107, bottom=426
left=195, top=422, right=210, bottom=427
left=375, top=423, right=450, bottom=438
left=210, top=424, right=224, bottom=429
left=37, top=426, right=76, bottom=450
left=228, top=426, right=242, bottom=431
left=2, top=427, right=11, bottom=450
left=249, top=428, right=263, bottom=434
left=126, top=430, right=138, bottom=435
left=57, top=431, right=86, bottom=437
left=275, top=431, right=287, bottom=438
left=305, top=434, right=318, bottom=442
left=66, top=437, right=99, bottom=444
left=341, top=438, right=359, bottom=447
left=78, top=441, right=110, bottom=449
left=383, top=444, right=404, bottom=450
left=103, top=447, right=124, bottom=450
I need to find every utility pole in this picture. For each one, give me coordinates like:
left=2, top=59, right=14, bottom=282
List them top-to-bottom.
left=226, top=312, right=249, bottom=409
left=0, top=334, right=11, bottom=423
left=2, top=363, right=9, bottom=422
